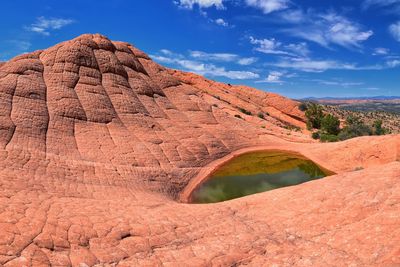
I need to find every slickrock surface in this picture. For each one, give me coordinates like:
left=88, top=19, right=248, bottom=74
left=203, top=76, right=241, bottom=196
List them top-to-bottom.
left=0, top=34, right=399, bottom=266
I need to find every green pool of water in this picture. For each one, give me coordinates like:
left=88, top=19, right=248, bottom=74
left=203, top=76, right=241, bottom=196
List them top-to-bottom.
left=190, top=151, right=332, bottom=203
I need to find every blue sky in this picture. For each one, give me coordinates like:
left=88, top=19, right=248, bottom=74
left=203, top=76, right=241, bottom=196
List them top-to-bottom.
left=1, top=0, right=400, bottom=98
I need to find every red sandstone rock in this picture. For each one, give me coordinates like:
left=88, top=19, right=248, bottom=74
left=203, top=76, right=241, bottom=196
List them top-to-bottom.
left=0, top=34, right=399, bottom=266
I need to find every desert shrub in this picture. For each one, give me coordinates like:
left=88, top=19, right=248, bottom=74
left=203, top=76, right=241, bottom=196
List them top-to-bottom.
left=298, top=102, right=308, bottom=111
left=305, top=103, right=324, bottom=129
left=239, top=107, right=252, bottom=115
left=257, top=112, right=265, bottom=119
left=321, top=114, right=340, bottom=135
left=338, top=115, right=372, bottom=140
left=346, top=115, right=362, bottom=125
left=347, top=116, right=372, bottom=135
left=372, top=120, right=389, bottom=135
left=306, top=121, right=313, bottom=130
left=284, top=125, right=298, bottom=131
left=287, top=125, right=301, bottom=132
left=338, top=126, right=372, bottom=140
left=337, top=130, right=354, bottom=141
left=311, top=132, right=320, bottom=140
left=320, top=133, right=339, bottom=142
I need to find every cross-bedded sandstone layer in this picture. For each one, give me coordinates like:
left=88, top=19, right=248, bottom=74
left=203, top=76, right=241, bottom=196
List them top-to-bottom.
left=0, top=34, right=399, bottom=266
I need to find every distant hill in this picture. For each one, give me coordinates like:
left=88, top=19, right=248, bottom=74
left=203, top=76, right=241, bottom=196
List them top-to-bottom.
left=300, top=96, right=400, bottom=115
left=301, top=96, right=400, bottom=101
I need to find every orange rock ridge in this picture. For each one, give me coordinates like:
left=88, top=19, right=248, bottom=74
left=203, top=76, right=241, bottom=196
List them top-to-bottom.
left=0, top=34, right=399, bottom=266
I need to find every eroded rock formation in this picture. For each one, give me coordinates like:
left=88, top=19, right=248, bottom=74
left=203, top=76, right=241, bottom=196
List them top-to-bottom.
left=0, top=34, right=399, bottom=266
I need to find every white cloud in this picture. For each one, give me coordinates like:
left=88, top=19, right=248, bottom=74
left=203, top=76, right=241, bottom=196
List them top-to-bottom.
left=174, top=0, right=224, bottom=9
left=245, top=0, right=290, bottom=14
left=362, top=0, right=400, bottom=14
left=363, top=0, right=400, bottom=9
left=279, top=9, right=306, bottom=23
left=282, top=11, right=373, bottom=49
left=26, top=17, right=74, bottom=36
left=215, top=18, right=229, bottom=27
left=328, top=19, right=373, bottom=48
left=389, top=22, right=400, bottom=42
left=249, top=36, right=309, bottom=57
left=250, top=37, right=289, bottom=55
left=0, top=40, right=32, bottom=60
left=9, top=40, right=31, bottom=52
left=284, top=43, right=309, bottom=57
left=373, top=48, right=389, bottom=55
left=160, top=49, right=176, bottom=56
left=189, top=50, right=257, bottom=65
left=151, top=51, right=259, bottom=80
left=190, top=51, right=237, bottom=61
left=150, top=55, right=176, bottom=64
left=272, top=55, right=400, bottom=72
left=271, top=56, right=400, bottom=72
left=238, top=57, right=258, bottom=65
left=270, top=57, right=384, bottom=72
left=272, top=59, right=343, bottom=72
left=386, top=59, right=400, bottom=68
left=210, top=68, right=260, bottom=79
left=256, top=70, right=297, bottom=83
left=264, top=71, right=285, bottom=83
left=266, top=71, right=283, bottom=83
left=311, top=79, right=364, bottom=87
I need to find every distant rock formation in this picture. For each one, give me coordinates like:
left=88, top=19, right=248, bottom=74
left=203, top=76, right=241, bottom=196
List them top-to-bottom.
left=0, top=34, right=399, bottom=266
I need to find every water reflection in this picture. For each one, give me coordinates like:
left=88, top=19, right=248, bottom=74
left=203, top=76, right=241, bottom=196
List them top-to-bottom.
left=190, top=151, right=331, bottom=203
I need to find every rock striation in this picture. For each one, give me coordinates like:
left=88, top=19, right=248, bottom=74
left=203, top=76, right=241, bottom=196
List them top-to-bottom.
left=0, top=34, right=399, bottom=266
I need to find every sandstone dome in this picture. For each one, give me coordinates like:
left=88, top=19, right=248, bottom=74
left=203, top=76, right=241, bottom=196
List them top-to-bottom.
left=0, top=34, right=399, bottom=266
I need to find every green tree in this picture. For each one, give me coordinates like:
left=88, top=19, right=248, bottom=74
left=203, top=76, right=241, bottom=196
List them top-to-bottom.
left=298, top=102, right=308, bottom=111
left=305, top=103, right=324, bottom=129
left=321, top=114, right=340, bottom=135
left=338, top=115, right=372, bottom=141
left=346, top=115, right=362, bottom=126
left=373, top=120, right=385, bottom=135
left=311, top=132, right=320, bottom=140
left=320, top=133, right=340, bottom=143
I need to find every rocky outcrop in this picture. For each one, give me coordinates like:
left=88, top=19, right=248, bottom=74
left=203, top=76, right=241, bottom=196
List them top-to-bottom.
left=0, top=34, right=399, bottom=266
left=169, top=70, right=306, bottom=128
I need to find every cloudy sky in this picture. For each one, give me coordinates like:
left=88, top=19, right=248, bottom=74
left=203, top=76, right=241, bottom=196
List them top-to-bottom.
left=1, top=0, right=400, bottom=98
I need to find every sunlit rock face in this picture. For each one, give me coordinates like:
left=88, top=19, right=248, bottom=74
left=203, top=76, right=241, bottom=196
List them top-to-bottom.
left=0, top=34, right=399, bottom=266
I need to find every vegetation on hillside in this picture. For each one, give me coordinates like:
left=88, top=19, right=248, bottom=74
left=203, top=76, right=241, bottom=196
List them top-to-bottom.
left=332, top=101, right=400, bottom=114
left=301, top=102, right=391, bottom=142
left=305, top=103, right=324, bottom=129
left=323, top=104, right=400, bottom=134
left=238, top=107, right=252, bottom=116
